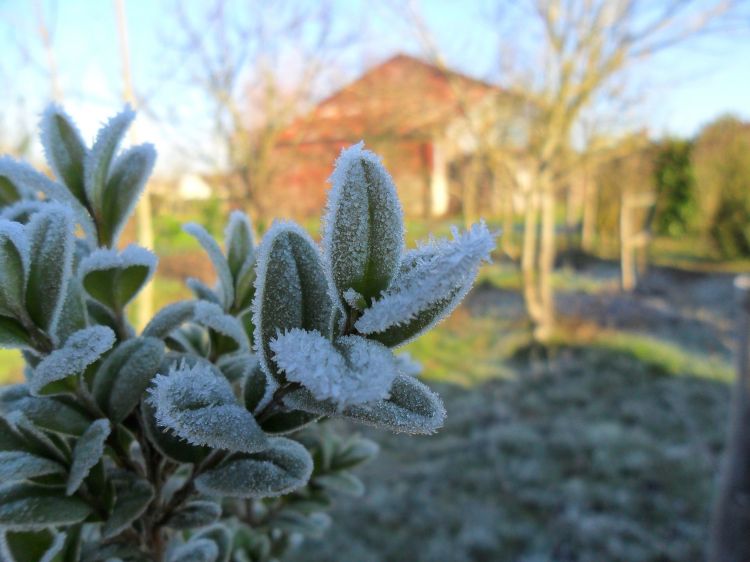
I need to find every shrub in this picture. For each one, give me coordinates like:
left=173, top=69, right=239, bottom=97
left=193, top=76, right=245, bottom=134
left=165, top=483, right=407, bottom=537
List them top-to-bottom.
left=0, top=107, right=494, bottom=560
left=652, top=138, right=696, bottom=236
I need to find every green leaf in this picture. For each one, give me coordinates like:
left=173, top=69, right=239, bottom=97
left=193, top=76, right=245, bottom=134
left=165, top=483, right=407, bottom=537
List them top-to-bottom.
left=41, top=105, right=88, bottom=204
left=84, top=107, right=134, bottom=220
left=323, top=142, right=404, bottom=304
left=99, top=144, right=156, bottom=247
left=25, top=204, right=75, bottom=332
left=225, top=211, right=255, bottom=280
left=0, top=221, right=27, bottom=319
left=253, top=221, right=332, bottom=381
left=184, top=223, right=234, bottom=310
left=79, top=246, right=157, bottom=311
left=187, top=278, right=221, bottom=305
left=52, top=279, right=89, bottom=346
left=142, top=300, right=196, bottom=339
left=192, top=300, right=249, bottom=351
left=0, top=316, right=31, bottom=350
left=29, top=326, right=115, bottom=396
left=93, top=337, right=163, bottom=423
left=243, top=360, right=275, bottom=414
left=149, top=361, right=267, bottom=454
left=284, top=374, right=446, bottom=434
left=0, top=385, right=92, bottom=436
left=141, top=398, right=210, bottom=464
left=259, top=410, right=320, bottom=435
left=66, top=419, right=110, bottom=495
left=195, top=437, right=313, bottom=498
left=331, top=437, right=379, bottom=471
left=0, top=451, right=65, bottom=483
left=101, top=471, right=154, bottom=539
left=314, top=473, right=365, bottom=497
left=0, top=483, right=91, bottom=530
left=165, top=500, right=221, bottom=530
left=273, top=511, right=331, bottom=538
left=193, top=525, right=232, bottom=562
left=1, top=528, right=66, bottom=562
left=166, top=538, right=219, bottom=562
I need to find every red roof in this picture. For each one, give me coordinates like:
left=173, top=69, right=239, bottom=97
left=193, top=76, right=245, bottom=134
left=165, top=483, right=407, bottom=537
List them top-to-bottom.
left=278, top=54, right=501, bottom=145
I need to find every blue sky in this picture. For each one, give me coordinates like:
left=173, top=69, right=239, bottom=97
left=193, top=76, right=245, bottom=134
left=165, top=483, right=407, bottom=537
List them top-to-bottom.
left=0, top=0, right=748, bottom=176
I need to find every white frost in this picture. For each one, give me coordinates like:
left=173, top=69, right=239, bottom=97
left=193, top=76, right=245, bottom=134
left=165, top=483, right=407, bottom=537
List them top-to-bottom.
left=270, top=329, right=397, bottom=408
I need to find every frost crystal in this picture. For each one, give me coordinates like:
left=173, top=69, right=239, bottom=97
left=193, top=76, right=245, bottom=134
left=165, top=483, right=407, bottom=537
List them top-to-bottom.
left=355, top=221, right=496, bottom=335
left=270, top=329, right=397, bottom=408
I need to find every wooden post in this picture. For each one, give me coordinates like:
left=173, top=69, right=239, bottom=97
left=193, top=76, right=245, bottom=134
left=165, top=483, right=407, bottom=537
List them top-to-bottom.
left=620, top=192, right=654, bottom=292
left=709, top=275, right=750, bottom=562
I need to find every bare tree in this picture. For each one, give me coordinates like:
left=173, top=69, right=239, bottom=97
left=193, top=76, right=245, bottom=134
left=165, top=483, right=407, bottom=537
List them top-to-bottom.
left=159, top=0, right=355, bottom=222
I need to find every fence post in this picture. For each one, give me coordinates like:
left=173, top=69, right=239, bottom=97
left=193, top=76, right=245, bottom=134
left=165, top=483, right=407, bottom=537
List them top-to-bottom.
left=709, top=275, right=750, bottom=562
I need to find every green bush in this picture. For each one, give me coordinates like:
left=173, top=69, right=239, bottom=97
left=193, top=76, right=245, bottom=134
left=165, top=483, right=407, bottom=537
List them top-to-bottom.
left=0, top=107, right=494, bottom=560
left=653, top=138, right=696, bottom=236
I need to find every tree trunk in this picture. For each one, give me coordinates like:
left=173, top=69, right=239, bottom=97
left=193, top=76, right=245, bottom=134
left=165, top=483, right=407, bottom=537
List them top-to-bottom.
left=582, top=169, right=597, bottom=253
left=537, top=179, right=556, bottom=341
left=521, top=184, right=543, bottom=333
left=709, top=275, right=750, bottom=562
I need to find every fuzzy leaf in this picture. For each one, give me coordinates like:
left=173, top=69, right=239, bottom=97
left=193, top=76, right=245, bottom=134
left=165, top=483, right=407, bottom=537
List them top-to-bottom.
left=40, top=105, right=88, bottom=204
left=84, top=106, right=134, bottom=217
left=323, top=142, right=404, bottom=304
left=99, top=144, right=156, bottom=247
left=25, top=204, right=76, bottom=333
left=225, top=211, right=255, bottom=280
left=0, top=221, right=27, bottom=318
left=252, top=221, right=332, bottom=381
left=356, top=222, right=496, bottom=346
left=184, top=223, right=234, bottom=309
left=79, top=245, right=157, bottom=310
left=187, top=278, right=221, bottom=305
left=52, top=279, right=89, bottom=346
left=142, top=300, right=196, bottom=339
left=193, top=300, right=249, bottom=351
left=0, top=316, right=31, bottom=350
left=29, top=326, right=115, bottom=396
left=271, top=329, right=397, bottom=407
left=93, top=337, right=164, bottom=422
left=149, top=361, right=267, bottom=453
left=243, top=361, right=276, bottom=414
left=284, top=373, right=446, bottom=434
left=0, top=385, right=92, bottom=436
left=141, top=398, right=210, bottom=464
left=259, top=409, right=320, bottom=435
left=0, top=412, right=66, bottom=461
left=66, top=419, right=111, bottom=495
left=195, top=437, right=313, bottom=498
left=331, top=437, right=379, bottom=471
left=0, top=451, right=65, bottom=482
left=101, top=472, right=154, bottom=539
left=314, top=473, right=365, bottom=497
left=0, top=483, right=91, bottom=530
left=165, top=500, right=222, bottom=530
left=274, top=511, right=331, bottom=538
left=1, top=528, right=66, bottom=562
left=167, top=539, right=219, bottom=562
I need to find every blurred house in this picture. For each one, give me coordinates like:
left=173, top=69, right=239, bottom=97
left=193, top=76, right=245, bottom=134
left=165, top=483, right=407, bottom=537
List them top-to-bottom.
left=273, top=54, right=522, bottom=218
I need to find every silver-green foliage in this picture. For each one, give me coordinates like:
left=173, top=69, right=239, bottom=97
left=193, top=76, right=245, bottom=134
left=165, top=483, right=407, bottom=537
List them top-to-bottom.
left=0, top=107, right=495, bottom=561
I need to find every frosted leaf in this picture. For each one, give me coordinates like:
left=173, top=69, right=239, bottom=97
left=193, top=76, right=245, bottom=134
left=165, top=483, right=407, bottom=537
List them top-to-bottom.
left=40, top=104, right=88, bottom=204
left=84, top=106, right=134, bottom=215
left=322, top=142, right=404, bottom=305
left=99, top=144, right=156, bottom=247
left=0, top=157, right=96, bottom=240
left=0, top=157, right=37, bottom=202
left=0, top=200, right=48, bottom=223
left=25, top=204, right=76, bottom=333
left=224, top=210, right=255, bottom=279
left=0, top=220, right=27, bottom=318
left=252, top=220, right=332, bottom=381
left=355, top=221, right=496, bottom=346
left=184, top=223, right=234, bottom=310
left=79, top=245, right=157, bottom=310
left=187, top=278, right=221, bottom=305
left=52, top=279, right=89, bottom=346
left=343, top=288, right=365, bottom=311
left=142, top=300, right=197, bottom=339
left=193, top=300, right=249, bottom=350
left=29, top=326, right=115, bottom=396
left=270, top=329, right=397, bottom=407
left=93, top=337, right=164, bottom=423
left=216, top=351, right=257, bottom=383
left=395, top=352, right=423, bottom=377
left=148, top=360, right=267, bottom=453
left=242, top=360, right=278, bottom=414
left=283, top=373, right=446, bottom=434
left=0, top=384, right=92, bottom=436
left=141, top=398, right=210, bottom=465
left=259, top=409, right=320, bottom=435
left=0, top=412, right=66, bottom=462
left=66, top=418, right=110, bottom=495
left=195, top=437, right=313, bottom=498
left=0, top=451, right=64, bottom=482
left=101, top=471, right=154, bottom=539
left=314, top=473, right=365, bottom=497
left=0, top=482, right=91, bottom=530
left=165, top=500, right=222, bottom=530
left=274, top=511, right=332, bottom=538
left=193, top=525, right=232, bottom=562
left=1, top=528, right=67, bottom=562
left=166, top=538, right=219, bottom=562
